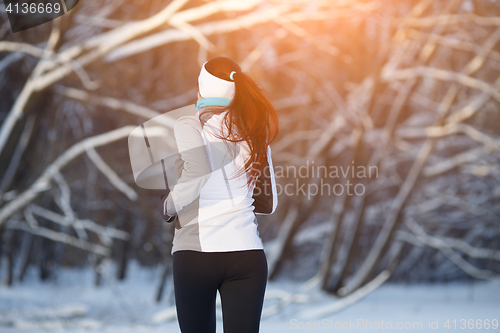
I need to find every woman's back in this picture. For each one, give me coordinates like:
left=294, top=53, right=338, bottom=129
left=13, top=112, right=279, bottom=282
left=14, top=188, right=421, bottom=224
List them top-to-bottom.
left=168, top=111, right=276, bottom=254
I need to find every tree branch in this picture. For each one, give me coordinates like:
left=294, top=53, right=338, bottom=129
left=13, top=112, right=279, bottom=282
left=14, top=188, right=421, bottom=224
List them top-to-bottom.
left=404, top=14, right=500, bottom=28
left=0, top=41, right=46, bottom=58
left=383, top=66, right=500, bottom=101
left=54, top=86, right=176, bottom=128
left=0, top=126, right=135, bottom=228
left=86, top=147, right=138, bottom=201
left=423, top=147, right=487, bottom=177
left=30, top=204, right=130, bottom=244
left=402, top=217, right=500, bottom=282
left=6, top=220, right=111, bottom=257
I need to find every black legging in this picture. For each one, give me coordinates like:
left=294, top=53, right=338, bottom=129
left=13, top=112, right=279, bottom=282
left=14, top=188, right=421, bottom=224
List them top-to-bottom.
left=173, top=249, right=268, bottom=333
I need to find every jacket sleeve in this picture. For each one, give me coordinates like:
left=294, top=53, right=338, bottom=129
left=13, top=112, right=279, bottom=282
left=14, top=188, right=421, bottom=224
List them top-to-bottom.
left=163, top=116, right=212, bottom=216
left=254, top=145, right=278, bottom=215
left=267, top=145, right=278, bottom=214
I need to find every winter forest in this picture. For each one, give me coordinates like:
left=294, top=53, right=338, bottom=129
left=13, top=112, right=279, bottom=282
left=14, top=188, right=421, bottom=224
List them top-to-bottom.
left=0, top=0, right=499, bottom=332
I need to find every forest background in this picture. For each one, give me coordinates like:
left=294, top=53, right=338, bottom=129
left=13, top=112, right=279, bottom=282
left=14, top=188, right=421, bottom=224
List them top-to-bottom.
left=0, top=0, right=499, bottom=310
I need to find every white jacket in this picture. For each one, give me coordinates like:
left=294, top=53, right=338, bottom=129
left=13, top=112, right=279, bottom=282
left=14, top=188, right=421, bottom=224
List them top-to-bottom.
left=164, top=111, right=278, bottom=254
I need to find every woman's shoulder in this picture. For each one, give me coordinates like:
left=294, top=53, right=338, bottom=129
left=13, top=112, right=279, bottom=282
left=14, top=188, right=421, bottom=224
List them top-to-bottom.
left=175, top=115, right=202, bottom=131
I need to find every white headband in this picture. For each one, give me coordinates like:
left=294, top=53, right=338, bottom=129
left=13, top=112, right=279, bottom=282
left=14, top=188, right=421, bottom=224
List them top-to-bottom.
left=198, top=61, right=235, bottom=99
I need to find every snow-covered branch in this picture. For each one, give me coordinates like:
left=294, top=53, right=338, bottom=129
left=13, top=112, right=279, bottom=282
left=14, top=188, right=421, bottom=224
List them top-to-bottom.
left=0, top=126, right=135, bottom=228
left=86, top=147, right=138, bottom=201
left=401, top=217, right=500, bottom=282
left=7, top=220, right=111, bottom=257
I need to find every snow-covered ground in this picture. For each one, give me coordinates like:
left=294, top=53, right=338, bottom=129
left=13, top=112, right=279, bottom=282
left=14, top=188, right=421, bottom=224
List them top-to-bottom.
left=0, top=261, right=498, bottom=333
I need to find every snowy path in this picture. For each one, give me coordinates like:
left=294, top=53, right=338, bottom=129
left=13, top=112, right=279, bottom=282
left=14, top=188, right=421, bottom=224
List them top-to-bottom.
left=0, top=262, right=498, bottom=332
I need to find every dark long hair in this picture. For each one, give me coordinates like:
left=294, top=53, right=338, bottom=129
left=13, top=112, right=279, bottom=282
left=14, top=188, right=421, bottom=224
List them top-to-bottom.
left=199, top=57, right=279, bottom=187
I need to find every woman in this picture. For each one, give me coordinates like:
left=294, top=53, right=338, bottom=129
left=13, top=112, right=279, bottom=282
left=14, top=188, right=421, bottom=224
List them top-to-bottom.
left=159, top=57, right=279, bottom=333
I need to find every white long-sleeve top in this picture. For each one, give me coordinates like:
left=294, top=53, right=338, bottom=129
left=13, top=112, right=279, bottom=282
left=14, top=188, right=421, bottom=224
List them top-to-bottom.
left=164, top=110, right=278, bottom=254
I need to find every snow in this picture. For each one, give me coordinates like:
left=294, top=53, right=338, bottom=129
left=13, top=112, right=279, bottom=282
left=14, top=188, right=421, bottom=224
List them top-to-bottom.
left=0, top=260, right=499, bottom=333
